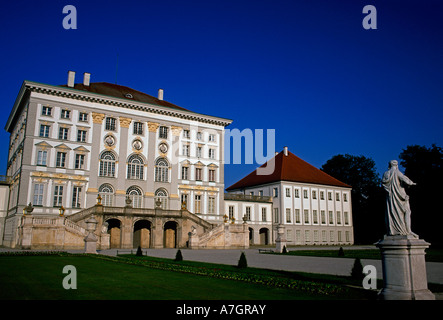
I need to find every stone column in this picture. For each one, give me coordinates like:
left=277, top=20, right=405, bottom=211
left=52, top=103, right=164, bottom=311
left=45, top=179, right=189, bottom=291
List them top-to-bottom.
left=87, top=113, right=105, bottom=207
left=116, top=117, right=132, bottom=206
left=146, top=122, right=159, bottom=209
left=170, top=126, right=182, bottom=210
left=376, top=235, right=435, bottom=300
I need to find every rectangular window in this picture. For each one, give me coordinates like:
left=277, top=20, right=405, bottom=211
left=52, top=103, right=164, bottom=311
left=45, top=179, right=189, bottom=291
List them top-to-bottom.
left=41, top=106, right=52, bottom=116
left=61, top=109, right=70, bottom=119
left=79, top=112, right=88, bottom=122
left=105, top=117, right=116, bottom=131
left=133, top=122, right=144, bottom=135
left=39, top=125, right=50, bottom=138
left=159, top=126, right=168, bottom=139
left=59, top=127, right=69, bottom=140
left=183, top=129, right=190, bottom=139
left=77, top=130, right=87, bottom=142
left=196, top=131, right=202, bottom=141
left=209, top=134, right=216, bottom=142
left=182, top=144, right=190, bottom=156
left=196, top=146, right=202, bottom=158
left=208, top=148, right=215, bottom=159
left=36, top=150, right=47, bottom=166
left=56, top=152, right=67, bottom=168
left=75, top=154, right=85, bottom=169
left=181, top=166, right=188, bottom=180
left=195, top=167, right=202, bottom=181
left=208, top=169, right=216, bottom=182
left=33, top=184, right=44, bottom=206
left=53, top=185, right=64, bottom=207
left=72, top=186, right=82, bottom=208
left=273, top=188, right=278, bottom=197
left=285, top=188, right=290, bottom=197
left=294, top=189, right=299, bottom=198
left=259, top=190, right=263, bottom=197
left=303, top=190, right=308, bottom=199
left=312, top=190, right=317, bottom=199
left=320, top=191, right=325, bottom=200
left=328, top=192, right=332, bottom=200
left=336, top=193, right=340, bottom=201
left=343, top=193, right=348, bottom=202
left=181, top=194, right=188, bottom=208
left=194, top=195, right=201, bottom=214
left=208, top=197, right=215, bottom=214
left=229, top=205, right=234, bottom=220
left=245, top=207, right=251, bottom=220
left=261, top=207, right=267, bottom=221
left=273, top=208, right=279, bottom=223
left=286, top=208, right=291, bottom=223
left=295, top=209, right=300, bottom=223
left=304, top=209, right=309, bottom=224
left=313, top=210, right=318, bottom=224
left=321, top=210, right=326, bottom=224
left=329, top=211, right=334, bottom=224
left=337, top=211, right=342, bottom=224
left=344, top=211, right=349, bottom=225
left=305, top=230, right=310, bottom=242
left=314, top=230, right=319, bottom=242
left=322, top=230, right=327, bottom=242
left=330, top=231, right=335, bottom=242
left=345, top=231, right=350, bottom=242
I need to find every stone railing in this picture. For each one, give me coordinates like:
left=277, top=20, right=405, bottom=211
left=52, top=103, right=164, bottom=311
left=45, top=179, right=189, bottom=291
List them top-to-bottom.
left=224, top=193, right=272, bottom=202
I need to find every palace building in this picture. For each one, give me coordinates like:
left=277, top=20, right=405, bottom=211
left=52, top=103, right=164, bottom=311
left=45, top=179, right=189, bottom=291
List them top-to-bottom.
left=0, top=71, right=353, bottom=249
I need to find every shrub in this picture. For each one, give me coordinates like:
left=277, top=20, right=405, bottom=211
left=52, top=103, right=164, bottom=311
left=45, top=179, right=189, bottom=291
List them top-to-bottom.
left=136, top=246, right=143, bottom=256
left=282, top=246, right=288, bottom=254
left=338, top=247, right=345, bottom=257
left=175, top=249, right=183, bottom=261
left=237, top=252, right=248, bottom=268
left=351, top=258, right=364, bottom=280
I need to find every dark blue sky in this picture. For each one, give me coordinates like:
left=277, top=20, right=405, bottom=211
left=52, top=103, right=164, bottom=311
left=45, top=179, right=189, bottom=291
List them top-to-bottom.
left=1, top=0, right=442, bottom=188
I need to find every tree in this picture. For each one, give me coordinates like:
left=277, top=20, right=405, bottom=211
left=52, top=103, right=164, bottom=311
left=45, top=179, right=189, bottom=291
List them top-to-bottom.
left=399, top=144, right=443, bottom=245
left=321, top=154, right=385, bottom=244
left=136, top=246, right=143, bottom=256
left=175, top=249, right=183, bottom=261
left=237, top=252, right=248, bottom=268
left=351, top=258, right=364, bottom=281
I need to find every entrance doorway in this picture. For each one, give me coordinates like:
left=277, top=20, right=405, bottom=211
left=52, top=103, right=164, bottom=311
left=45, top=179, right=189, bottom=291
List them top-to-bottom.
left=106, top=219, right=121, bottom=248
left=133, top=220, right=151, bottom=248
left=164, top=221, right=177, bottom=248
left=259, top=228, right=269, bottom=245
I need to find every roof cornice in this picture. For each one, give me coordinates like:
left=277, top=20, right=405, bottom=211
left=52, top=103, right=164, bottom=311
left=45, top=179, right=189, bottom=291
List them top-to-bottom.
left=9, top=81, right=233, bottom=130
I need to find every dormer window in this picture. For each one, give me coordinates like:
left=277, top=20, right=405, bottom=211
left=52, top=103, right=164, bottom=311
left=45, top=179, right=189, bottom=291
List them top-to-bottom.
left=125, top=93, right=133, bottom=99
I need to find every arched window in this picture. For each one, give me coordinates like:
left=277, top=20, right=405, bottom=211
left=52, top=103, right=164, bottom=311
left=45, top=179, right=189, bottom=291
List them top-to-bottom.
left=99, top=151, right=116, bottom=177
left=127, top=154, right=144, bottom=180
left=155, top=158, right=169, bottom=182
left=99, top=184, right=114, bottom=206
left=127, top=186, right=143, bottom=208
left=155, top=188, right=168, bottom=210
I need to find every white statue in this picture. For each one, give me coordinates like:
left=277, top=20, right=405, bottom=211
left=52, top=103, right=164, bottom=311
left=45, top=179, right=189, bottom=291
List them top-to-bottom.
left=382, top=160, right=417, bottom=237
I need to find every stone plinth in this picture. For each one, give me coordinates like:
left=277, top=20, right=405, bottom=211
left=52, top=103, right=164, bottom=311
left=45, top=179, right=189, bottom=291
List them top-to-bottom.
left=275, top=224, right=287, bottom=253
left=84, top=232, right=98, bottom=254
left=376, top=235, right=435, bottom=300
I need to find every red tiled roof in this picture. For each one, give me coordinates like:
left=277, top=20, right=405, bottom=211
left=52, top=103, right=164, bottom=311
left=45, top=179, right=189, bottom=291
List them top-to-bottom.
left=59, top=82, right=189, bottom=111
left=226, top=150, right=351, bottom=190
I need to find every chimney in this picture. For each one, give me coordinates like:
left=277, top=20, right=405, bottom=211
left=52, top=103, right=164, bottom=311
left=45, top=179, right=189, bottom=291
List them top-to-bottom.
left=67, top=71, right=75, bottom=87
left=83, top=72, right=91, bottom=86
left=158, top=88, right=164, bottom=100
left=283, top=146, right=288, bottom=156
left=275, top=152, right=279, bottom=156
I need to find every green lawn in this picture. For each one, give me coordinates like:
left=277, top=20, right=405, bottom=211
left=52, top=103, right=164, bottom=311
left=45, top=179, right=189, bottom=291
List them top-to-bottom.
left=0, top=253, right=375, bottom=300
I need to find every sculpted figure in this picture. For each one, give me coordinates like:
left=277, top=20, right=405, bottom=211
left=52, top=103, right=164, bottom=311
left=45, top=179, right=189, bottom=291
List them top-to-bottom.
left=382, top=160, right=417, bottom=237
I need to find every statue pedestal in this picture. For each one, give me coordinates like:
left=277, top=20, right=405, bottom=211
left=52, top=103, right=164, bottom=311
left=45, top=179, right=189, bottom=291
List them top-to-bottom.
left=275, top=224, right=287, bottom=253
left=84, top=232, right=98, bottom=254
left=376, top=235, right=435, bottom=300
